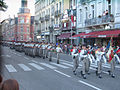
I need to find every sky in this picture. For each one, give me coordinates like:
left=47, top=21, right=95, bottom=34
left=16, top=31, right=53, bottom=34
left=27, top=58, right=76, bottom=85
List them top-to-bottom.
left=0, top=0, right=35, bottom=21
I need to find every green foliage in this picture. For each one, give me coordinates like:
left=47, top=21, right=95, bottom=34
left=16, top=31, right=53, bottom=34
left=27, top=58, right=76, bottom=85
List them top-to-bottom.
left=0, top=0, right=8, bottom=11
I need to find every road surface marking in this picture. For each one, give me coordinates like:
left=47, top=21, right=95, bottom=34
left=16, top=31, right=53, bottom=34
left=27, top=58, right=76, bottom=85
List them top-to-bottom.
left=13, top=52, right=17, bottom=54
left=17, top=54, right=22, bottom=56
left=6, top=55, right=11, bottom=57
left=24, top=57, right=29, bottom=60
left=31, top=60, right=38, bottom=63
left=61, top=60, right=73, bottom=64
left=50, top=62, right=69, bottom=68
left=61, top=62, right=73, bottom=67
left=29, top=63, right=44, bottom=70
left=40, top=63, right=57, bottom=69
left=18, top=64, right=32, bottom=71
left=103, top=64, right=120, bottom=69
left=5, top=65, right=17, bottom=72
left=54, top=70, right=71, bottom=77
left=78, top=80, right=102, bottom=90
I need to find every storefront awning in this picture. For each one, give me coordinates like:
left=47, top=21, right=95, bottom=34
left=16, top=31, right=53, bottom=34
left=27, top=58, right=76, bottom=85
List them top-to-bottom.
left=86, top=29, right=120, bottom=38
left=72, top=30, right=120, bottom=38
left=72, top=32, right=86, bottom=38
left=57, top=33, right=71, bottom=39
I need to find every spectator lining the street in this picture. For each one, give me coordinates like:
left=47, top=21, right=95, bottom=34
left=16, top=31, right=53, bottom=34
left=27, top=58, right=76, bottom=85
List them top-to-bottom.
left=106, top=10, right=108, bottom=15
left=102, top=11, right=106, bottom=16
left=1, top=79, right=19, bottom=90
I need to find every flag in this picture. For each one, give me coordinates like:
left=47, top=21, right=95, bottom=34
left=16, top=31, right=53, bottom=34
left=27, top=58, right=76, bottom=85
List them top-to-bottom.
left=106, top=37, right=114, bottom=63
left=106, top=37, right=113, bottom=49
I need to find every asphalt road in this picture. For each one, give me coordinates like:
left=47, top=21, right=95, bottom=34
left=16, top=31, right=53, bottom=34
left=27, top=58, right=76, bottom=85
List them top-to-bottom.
left=0, top=46, right=120, bottom=90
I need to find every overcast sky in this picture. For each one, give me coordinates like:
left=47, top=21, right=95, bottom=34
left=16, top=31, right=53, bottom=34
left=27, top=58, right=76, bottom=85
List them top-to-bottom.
left=0, top=0, right=35, bottom=21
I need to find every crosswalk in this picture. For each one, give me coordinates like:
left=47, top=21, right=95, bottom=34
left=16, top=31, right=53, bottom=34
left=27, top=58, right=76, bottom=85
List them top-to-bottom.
left=4, top=60, right=120, bottom=74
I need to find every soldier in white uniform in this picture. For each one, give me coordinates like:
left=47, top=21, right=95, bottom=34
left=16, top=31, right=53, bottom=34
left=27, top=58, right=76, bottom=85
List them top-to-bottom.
left=42, top=43, right=46, bottom=59
left=48, top=43, right=52, bottom=61
left=56, top=44, right=62, bottom=64
left=80, top=44, right=89, bottom=79
left=71, top=45, right=79, bottom=75
left=107, top=46, right=115, bottom=78
left=95, top=47, right=105, bottom=78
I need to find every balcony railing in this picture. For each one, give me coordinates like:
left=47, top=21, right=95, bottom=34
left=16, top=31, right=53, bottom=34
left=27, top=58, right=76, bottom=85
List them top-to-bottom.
left=55, top=10, right=61, bottom=17
left=85, top=14, right=114, bottom=27
left=45, top=15, right=50, bottom=21
left=40, top=17, right=45, bottom=22
left=62, top=21, right=76, bottom=31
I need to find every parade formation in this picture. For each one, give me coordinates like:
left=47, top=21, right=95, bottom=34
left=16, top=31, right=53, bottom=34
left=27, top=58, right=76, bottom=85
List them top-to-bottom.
left=1, top=39, right=120, bottom=79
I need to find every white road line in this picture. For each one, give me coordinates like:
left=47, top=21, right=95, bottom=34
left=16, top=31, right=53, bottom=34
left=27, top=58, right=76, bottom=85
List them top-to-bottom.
left=13, top=53, right=17, bottom=54
left=17, top=54, right=22, bottom=56
left=6, top=55, right=11, bottom=57
left=24, top=57, right=29, bottom=60
left=31, top=60, right=39, bottom=63
left=60, top=60, right=111, bottom=74
left=61, top=60, right=73, bottom=64
left=50, top=62, right=69, bottom=68
left=61, top=62, right=73, bottom=67
left=29, top=63, right=44, bottom=70
left=40, top=63, right=57, bottom=69
left=18, top=64, right=32, bottom=71
left=103, top=64, right=120, bottom=69
left=5, top=65, right=17, bottom=72
left=54, top=70, right=71, bottom=77
left=78, top=80, right=102, bottom=90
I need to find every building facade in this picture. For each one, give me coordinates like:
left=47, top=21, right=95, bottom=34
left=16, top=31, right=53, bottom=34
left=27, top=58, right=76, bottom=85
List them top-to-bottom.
left=1, top=0, right=35, bottom=42
left=17, top=0, right=34, bottom=41
left=35, top=0, right=76, bottom=43
left=76, top=0, right=120, bottom=45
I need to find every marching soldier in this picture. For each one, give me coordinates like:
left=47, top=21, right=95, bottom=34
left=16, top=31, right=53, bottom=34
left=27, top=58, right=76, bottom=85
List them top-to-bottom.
left=42, top=42, right=46, bottom=59
left=39, top=43, right=43, bottom=58
left=45, top=43, right=49, bottom=58
left=48, top=43, right=52, bottom=61
left=56, top=44, right=62, bottom=64
left=80, top=44, right=89, bottom=79
left=71, top=45, right=79, bottom=75
left=95, top=46, right=105, bottom=78
left=107, top=46, right=115, bottom=78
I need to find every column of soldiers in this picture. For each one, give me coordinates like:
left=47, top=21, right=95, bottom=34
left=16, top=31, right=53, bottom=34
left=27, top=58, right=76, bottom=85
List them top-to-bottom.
left=4, top=41, right=120, bottom=79
left=71, top=44, right=120, bottom=79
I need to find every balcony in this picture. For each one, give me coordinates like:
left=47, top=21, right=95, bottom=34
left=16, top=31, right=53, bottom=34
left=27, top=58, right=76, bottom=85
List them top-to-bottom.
left=55, top=10, right=61, bottom=17
left=85, top=14, right=114, bottom=27
left=45, top=15, right=50, bottom=21
left=40, top=17, right=45, bottom=22
left=62, top=21, right=76, bottom=31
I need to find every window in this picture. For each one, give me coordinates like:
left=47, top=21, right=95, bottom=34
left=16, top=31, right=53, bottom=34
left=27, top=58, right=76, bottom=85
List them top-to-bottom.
left=108, top=0, right=111, bottom=14
left=59, top=2, right=61, bottom=12
left=56, top=3, right=58, bottom=11
left=51, top=5, right=54, bottom=16
left=91, top=5, right=94, bottom=18
left=85, top=7, right=88, bottom=19
left=80, top=9, right=82, bottom=22
left=20, top=17, right=24, bottom=24
left=56, top=18, right=58, bottom=24
left=26, top=19, right=29, bottom=23
left=21, top=26, right=23, bottom=32
left=27, top=27, right=29, bottom=33
left=21, top=35, right=23, bottom=40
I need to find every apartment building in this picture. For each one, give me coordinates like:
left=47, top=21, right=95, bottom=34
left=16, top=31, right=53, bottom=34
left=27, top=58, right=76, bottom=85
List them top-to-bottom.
left=1, top=0, right=35, bottom=42
left=17, top=0, right=34, bottom=41
left=35, top=0, right=76, bottom=43
left=76, top=0, right=120, bottom=45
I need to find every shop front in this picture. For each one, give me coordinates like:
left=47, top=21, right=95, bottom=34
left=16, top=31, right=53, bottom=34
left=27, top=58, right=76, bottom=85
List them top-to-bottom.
left=72, top=29, right=120, bottom=46
left=44, top=32, right=50, bottom=43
